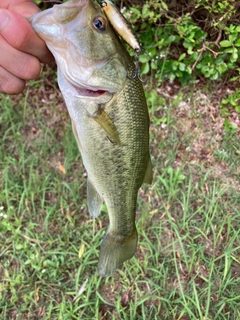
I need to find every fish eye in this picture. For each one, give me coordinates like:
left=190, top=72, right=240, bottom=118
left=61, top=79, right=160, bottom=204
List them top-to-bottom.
left=93, top=17, right=106, bottom=31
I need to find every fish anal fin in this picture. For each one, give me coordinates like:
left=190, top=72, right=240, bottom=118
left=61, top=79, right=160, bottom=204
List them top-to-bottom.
left=143, top=157, right=153, bottom=184
left=87, top=179, right=103, bottom=218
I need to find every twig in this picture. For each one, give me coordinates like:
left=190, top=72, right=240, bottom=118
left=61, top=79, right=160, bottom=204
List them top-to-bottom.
left=214, top=30, right=222, bottom=47
left=192, top=42, right=220, bottom=71
left=22, top=234, right=43, bottom=243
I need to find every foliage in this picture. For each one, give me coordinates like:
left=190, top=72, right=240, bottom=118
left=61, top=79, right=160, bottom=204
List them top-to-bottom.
left=33, top=0, right=240, bottom=85
left=121, top=0, right=240, bottom=85
left=220, top=88, right=240, bottom=133
left=220, top=88, right=240, bottom=115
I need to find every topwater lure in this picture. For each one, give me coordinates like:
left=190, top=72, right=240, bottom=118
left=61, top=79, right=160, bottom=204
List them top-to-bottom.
left=99, top=0, right=145, bottom=82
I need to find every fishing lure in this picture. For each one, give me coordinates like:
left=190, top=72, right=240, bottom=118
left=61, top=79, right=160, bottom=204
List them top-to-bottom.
left=99, top=0, right=145, bottom=82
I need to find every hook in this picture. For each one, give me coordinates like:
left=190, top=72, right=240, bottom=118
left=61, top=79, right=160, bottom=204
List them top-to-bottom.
left=127, top=50, right=146, bottom=83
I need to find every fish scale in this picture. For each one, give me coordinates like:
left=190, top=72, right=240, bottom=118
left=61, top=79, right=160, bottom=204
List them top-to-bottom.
left=30, top=0, right=152, bottom=276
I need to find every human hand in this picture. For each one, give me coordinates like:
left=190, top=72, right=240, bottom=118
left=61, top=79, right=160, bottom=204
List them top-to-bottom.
left=0, top=0, right=53, bottom=94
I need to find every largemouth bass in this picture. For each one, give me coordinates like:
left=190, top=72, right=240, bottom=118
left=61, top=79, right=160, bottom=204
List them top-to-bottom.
left=30, top=0, right=152, bottom=277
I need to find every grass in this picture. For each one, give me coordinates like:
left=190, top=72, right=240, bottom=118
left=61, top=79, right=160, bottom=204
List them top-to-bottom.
left=0, top=71, right=240, bottom=319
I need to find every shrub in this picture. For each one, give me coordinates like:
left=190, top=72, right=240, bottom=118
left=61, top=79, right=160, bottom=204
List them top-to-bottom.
left=120, top=0, right=240, bottom=84
left=34, top=1, right=240, bottom=85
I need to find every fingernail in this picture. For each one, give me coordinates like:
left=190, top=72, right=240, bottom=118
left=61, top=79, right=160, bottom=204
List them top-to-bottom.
left=0, top=9, right=10, bottom=31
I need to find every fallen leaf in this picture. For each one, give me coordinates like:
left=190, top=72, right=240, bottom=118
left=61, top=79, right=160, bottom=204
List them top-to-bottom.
left=58, top=161, right=66, bottom=174
left=149, top=209, right=158, bottom=215
left=78, top=244, right=85, bottom=259
left=36, top=287, right=40, bottom=302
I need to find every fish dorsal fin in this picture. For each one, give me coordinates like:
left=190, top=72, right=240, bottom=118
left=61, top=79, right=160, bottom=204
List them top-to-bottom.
left=143, top=158, right=153, bottom=184
left=87, top=179, right=103, bottom=218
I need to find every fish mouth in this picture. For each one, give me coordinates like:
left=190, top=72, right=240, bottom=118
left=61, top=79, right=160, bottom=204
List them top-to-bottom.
left=60, top=66, right=118, bottom=100
left=70, top=80, right=113, bottom=99
left=78, top=88, right=108, bottom=97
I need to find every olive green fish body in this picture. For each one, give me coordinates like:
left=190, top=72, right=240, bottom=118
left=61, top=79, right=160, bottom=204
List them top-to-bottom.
left=30, top=0, right=152, bottom=276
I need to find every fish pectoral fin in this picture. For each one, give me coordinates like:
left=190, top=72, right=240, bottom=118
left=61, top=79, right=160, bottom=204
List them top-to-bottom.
left=89, top=106, right=121, bottom=145
left=143, top=158, right=153, bottom=184
left=87, top=179, right=103, bottom=218
left=98, top=228, right=138, bottom=277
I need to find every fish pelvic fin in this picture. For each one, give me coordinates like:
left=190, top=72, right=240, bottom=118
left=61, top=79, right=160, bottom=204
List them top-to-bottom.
left=89, top=105, right=121, bottom=145
left=143, top=157, right=153, bottom=184
left=87, top=179, right=103, bottom=218
left=98, top=228, right=138, bottom=277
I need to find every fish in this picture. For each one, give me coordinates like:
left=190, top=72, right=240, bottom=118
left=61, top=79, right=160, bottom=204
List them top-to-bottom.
left=30, top=0, right=152, bottom=277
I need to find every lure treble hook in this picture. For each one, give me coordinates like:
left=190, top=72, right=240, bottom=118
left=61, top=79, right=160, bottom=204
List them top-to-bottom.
left=127, top=50, right=146, bottom=83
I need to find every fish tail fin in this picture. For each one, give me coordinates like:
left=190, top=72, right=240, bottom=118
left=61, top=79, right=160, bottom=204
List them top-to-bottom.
left=98, top=228, right=138, bottom=277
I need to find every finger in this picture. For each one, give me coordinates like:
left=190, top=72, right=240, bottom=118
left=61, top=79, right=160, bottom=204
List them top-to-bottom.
left=8, top=1, right=41, bottom=17
left=0, top=9, right=53, bottom=64
left=0, top=35, right=41, bottom=80
left=0, top=66, right=25, bottom=95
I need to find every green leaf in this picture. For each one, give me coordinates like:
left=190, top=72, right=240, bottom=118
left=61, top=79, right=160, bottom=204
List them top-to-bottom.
left=161, top=1, right=168, bottom=10
left=142, top=4, right=149, bottom=18
left=229, top=33, right=237, bottom=43
left=168, top=35, right=177, bottom=43
left=235, top=38, right=240, bottom=47
left=220, top=40, right=232, bottom=47
left=187, top=46, right=194, bottom=55
left=148, top=47, right=157, bottom=57
left=222, top=47, right=235, bottom=53
left=230, top=52, right=238, bottom=63
left=179, top=53, right=186, bottom=61
left=139, top=55, right=150, bottom=63
left=141, top=62, right=150, bottom=75
left=151, top=62, right=158, bottom=70
left=179, top=62, right=186, bottom=71
left=216, top=63, right=228, bottom=74
left=186, top=66, right=192, bottom=74
left=176, top=70, right=183, bottom=77
left=210, top=72, right=219, bottom=80
left=221, top=99, right=229, bottom=105
left=235, top=106, right=240, bottom=112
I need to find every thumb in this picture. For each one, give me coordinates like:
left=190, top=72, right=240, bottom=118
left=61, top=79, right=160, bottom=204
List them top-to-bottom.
left=9, top=1, right=41, bottom=17
left=0, top=9, right=53, bottom=64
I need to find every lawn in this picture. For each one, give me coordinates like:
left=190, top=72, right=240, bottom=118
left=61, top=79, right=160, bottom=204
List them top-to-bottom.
left=0, top=66, right=240, bottom=319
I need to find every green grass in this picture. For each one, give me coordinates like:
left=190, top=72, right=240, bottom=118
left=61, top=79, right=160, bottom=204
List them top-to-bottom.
left=0, top=76, right=240, bottom=319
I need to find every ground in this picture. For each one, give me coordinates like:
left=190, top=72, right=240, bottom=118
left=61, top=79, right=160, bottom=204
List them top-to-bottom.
left=0, top=64, right=239, bottom=319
